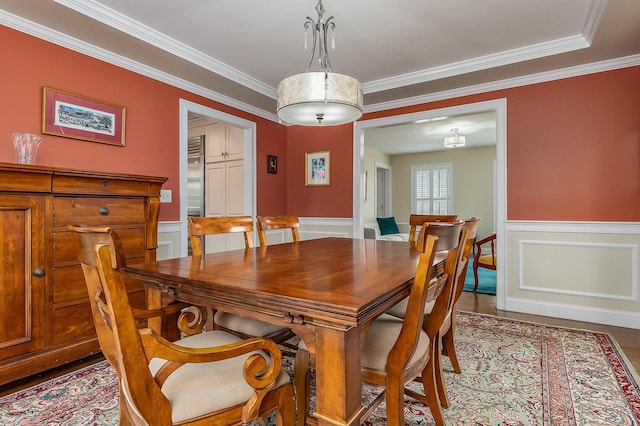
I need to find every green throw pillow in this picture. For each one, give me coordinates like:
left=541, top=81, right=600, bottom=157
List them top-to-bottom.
left=377, top=217, right=399, bottom=235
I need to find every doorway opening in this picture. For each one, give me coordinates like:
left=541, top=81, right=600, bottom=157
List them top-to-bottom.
left=352, top=98, right=506, bottom=308
left=179, top=99, right=257, bottom=257
left=374, top=162, right=392, bottom=217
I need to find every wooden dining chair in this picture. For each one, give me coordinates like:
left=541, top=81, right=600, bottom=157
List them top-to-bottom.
left=408, top=214, right=459, bottom=247
left=188, top=215, right=254, bottom=255
left=256, top=215, right=300, bottom=247
left=187, top=216, right=295, bottom=345
left=441, top=217, right=480, bottom=376
left=382, top=221, right=467, bottom=424
left=294, top=224, right=466, bottom=425
left=68, top=225, right=295, bottom=425
left=294, top=228, right=448, bottom=426
left=473, top=233, right=497, bottom=291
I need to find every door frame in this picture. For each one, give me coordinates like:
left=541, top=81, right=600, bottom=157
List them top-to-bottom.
left=352, top=98, right=507, bottom=308
left=179, top=99, right=257, bottom=257
left=374, top=162, right=392, bottom=217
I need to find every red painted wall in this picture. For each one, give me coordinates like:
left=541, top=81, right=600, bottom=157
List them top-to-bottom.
left=0, top=25, right=288, bottom=221
left=4, top=25, right=640, bottom=222
left=286, top=125, right=353, bottom=217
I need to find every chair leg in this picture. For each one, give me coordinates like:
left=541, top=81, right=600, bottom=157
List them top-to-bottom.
left=473, top=265, right=480, bottom=291
left=442, top=326, right=461, bottom=374
left=432, top=336, right=450, bottom=408
left=294, top=349, right=311, bottom=426
left=421, top=350, right=445, bottom=426
left=385, top=380, right=405, bottom=426
left=275, top=384, right=296, bottom=426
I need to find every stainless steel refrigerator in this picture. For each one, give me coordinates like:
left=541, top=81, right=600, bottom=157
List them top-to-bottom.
left=187, top=135, right=205, bottom=254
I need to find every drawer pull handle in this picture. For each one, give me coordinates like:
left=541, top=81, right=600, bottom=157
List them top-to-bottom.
left=103, top=179, right=109, bottom=187
left=99, top=206, right=109, bottom=215
left=33, top=268, right=45, bottom=277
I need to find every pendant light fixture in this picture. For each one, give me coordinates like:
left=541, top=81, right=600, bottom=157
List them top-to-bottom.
left=276, top=0, right=363, bottom=126
left=444, top=128, right=466, bottom=148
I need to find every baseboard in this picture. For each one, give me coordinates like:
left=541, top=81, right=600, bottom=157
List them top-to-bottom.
left=505, top=296, right=640, bottom=330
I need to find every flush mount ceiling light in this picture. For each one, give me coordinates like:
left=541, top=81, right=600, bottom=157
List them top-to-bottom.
left=276, top=0, right=363, bottom=126
left=444, top=128, right=466, bottom=148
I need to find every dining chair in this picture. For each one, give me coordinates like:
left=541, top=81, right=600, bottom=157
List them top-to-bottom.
left=407, top=214, right=459, bottom=247
left=188, top=215, right=254, bottom=255
left=256, top=215, right=300, bottom=247
left=187, top=216, right=295, bottom=345
left=441, top=217, right=480, bottom=375
left=382, top=221, right=467, bottom=423
left=68, top=225, right=295, bottom=425
left=295, top=225, right=461, bottom=426
left=473, top=233, right=497, bottom=291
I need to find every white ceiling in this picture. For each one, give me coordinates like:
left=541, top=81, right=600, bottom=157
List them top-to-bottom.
left=1, top=0, right=638, bottom=153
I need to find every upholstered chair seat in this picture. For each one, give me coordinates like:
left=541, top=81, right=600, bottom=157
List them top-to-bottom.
left=148, top=330, right=291, bottom=424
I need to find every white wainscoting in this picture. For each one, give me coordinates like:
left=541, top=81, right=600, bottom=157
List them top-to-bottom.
left=158, top=221, right=182, bottom=260
left=505, top=221, right=640, bottom=329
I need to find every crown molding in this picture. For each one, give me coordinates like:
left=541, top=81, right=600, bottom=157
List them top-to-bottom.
left=53, top=0, right=276, bottom=99
left=363, top=0, right=606, bottom=93
left=582, top=0, right=608, bottom=44
left=0, top=9, right=279, bottom=123
left=363, top=34, right=590, bottom=94
left=364, top=54, right=640, bottom=114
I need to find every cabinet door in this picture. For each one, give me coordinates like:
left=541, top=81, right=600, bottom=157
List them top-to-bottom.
left=204, top=122, right=227, bottom=163
left=226, top=124, right=244, bottom=161
left=226, top=160, right=244, bottom=215
left=203, top=162, right=246, bottom=253
left=205, top=163, right=226, bottom=217
left=0, top=195, right=45, bottom=359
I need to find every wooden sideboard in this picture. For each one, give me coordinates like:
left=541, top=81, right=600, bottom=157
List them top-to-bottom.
left=0, top=162, right=167, bottom=385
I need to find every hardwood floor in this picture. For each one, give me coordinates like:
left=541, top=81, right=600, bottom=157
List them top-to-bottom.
left=457, top=291, right=640, bottom=373
left=1, top=292, right=638, bottom=398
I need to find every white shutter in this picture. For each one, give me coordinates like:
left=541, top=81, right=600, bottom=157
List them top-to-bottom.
left=411, top=163, right=453, bottom=214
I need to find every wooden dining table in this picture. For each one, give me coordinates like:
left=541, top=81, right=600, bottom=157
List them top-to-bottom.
left=122, top=237, right=445, bottom=426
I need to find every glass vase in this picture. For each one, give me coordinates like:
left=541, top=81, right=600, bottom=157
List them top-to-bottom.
left=10, top=132, right=43, bottom=165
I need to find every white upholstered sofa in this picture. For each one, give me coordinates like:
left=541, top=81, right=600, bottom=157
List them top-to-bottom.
left=363, top=217, right=409, bottom=241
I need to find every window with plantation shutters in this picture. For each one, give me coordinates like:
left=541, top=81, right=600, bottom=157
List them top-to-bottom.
left=411, top=163, right=453, bottom=214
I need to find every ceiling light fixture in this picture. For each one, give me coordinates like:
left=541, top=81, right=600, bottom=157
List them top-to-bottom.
left=276, top=0, right=363, bottom=126
left=444, top=128, right=466, bottom=148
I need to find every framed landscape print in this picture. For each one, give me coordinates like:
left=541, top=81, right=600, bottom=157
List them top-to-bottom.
left=42, top=87, right=126, bottom=146
left=305, top=150, right=331, bottom=186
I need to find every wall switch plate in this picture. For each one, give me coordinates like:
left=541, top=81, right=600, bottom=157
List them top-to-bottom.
left=160, top=189, right=172, bottom=203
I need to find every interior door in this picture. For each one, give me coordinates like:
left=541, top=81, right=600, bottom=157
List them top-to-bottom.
left=376, top=166, right=391, bottom=217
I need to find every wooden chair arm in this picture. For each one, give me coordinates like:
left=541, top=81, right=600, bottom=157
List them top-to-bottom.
left=474, top=233, right=496, bottom=247
left=474, top=233, right=496, bottom=256
left=131, top=303, right=208, bottom=336
left=139, top=330, right=283, bottom=423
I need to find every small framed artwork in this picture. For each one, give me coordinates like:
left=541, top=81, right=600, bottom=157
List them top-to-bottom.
left=42, top=87, right=126, bottom=146
left=305, top=150, right=331, bottom=186
left=267, top=154, right=278, bottom=174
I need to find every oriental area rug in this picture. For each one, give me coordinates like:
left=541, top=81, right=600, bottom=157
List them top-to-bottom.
left=1, top=312, right=638, bottom=425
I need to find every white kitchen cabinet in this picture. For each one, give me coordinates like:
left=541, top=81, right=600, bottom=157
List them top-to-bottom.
left=205, top=122, right=244, bottom=163
left=203, top=160, right=246, bottom=252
